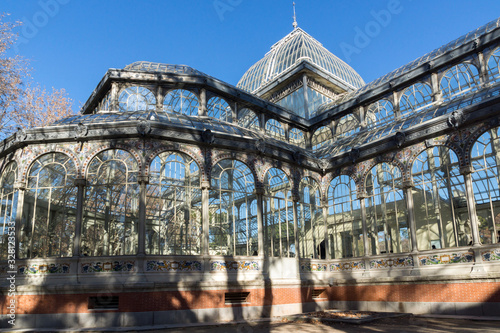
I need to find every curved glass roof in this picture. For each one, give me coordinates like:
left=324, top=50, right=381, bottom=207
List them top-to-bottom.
left=316, top=17, right=500, bottom=115
left=237, top=28, right=365, bottom=93
left=124, top=61, right=208, bottom=76
left=52, top=110, right=302, bottom=152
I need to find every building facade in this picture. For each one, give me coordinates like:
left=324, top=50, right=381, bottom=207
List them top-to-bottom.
left=1, top=18, right=500, bottom=329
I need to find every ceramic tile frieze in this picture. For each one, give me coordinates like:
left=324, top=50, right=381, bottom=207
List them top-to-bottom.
left=481, top=248, right=500, bottom=262
left=419, top=251, right=474, bottom=265
left=370, top=256, right=414, bottom=269
left=146, top=260, right=202, bottom=272
left=210, top=260, right=260, bottom=271
left=81, top=261, right=135, bottom=273
left=330, top=261, right=365, bottom=272
left=300, top=262, right=328, bottom=272
left=18, top=263, right=70, bottom=275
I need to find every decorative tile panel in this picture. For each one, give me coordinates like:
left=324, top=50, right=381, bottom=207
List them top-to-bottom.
left=481, top=248, right=500, bottom=262
left=419, top=251, right=474, bottom=266
left=370, top=256, right=413, bottom=269
left=146, top=260, right=202, bottom=272
left=81, top=261, right=135, bottom=273
left=210, top=261, right=260, bottom=271
left=330, top=261, right=365, bottom=272
left=300, top=262, right=328, bottom=272
left=19, top=263, right=70, bottom=275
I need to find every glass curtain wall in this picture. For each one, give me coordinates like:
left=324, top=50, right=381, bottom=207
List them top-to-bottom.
left=471, top=128, right=500, bottom=245
left=412, top=147, right=468, bottom=249
left=81, top=149, right=139, bottom=256
left=146, top=152, right=202, bottom=255
left=20, top=153, right=77, bottom=258
left=209, top=159, right=257, bottom=256
left=0, top=162, right=17, bottom=259
left=365, top=163, right=409, bottom=255
left=263, top=168, right=294, bottom=257
left=328, top=175, right=363, bottom=258
left=297, top=177, right=323, bottom=259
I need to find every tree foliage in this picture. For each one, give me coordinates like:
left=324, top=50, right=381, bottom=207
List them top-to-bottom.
left=0, top=14, right=74, bottom=140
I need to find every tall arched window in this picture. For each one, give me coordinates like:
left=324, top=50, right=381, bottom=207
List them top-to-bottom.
left=487, top=48, right=500, bottom=83
left=440, top=63, right=479, bottom=101
left=399, top=82, right=433, bottom=117
left=118, top=86, right=156, bottom=112
left=163, top=89, right=199, bottom=116
left=207, top=96, right=232, bottom=122
left=366, top=99, right=394, bottom=127
left=237, top=108, right=259, bottom=131
left=336, top=114, right=360, bottom=138
left=265, top=119, right=286, bottom=141
left=312, top=126, right=332, bottom=152
left=289, top=128, right=306, bottom=148
left=471, top=128, right=500, bottom=245
left=412, top=147, right=468, bottom=250
left=82, top=149, right=139, bottom=256
left=146, top=152, right=201, bottom=255
left=20, top=154, right=77, bottom=259
left=209, top=159, right=256, bottom=256
left=0, top=162, right=17, bottom=259
left=365, top=163, right=408, bottom=255
left=263, top=168, right=294, bottom=257
left=328, top=175, right=362, bottom=259
left=297, top=177, right=323, bottom=259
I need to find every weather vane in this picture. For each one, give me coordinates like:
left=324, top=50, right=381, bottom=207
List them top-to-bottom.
left=293, top=2, right=298, bottom=29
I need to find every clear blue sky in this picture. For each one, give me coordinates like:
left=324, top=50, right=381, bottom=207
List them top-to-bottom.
left=3, top=0, right=500, bottom=111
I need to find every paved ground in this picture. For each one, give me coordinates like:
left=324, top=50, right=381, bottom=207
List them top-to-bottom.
left=122, top=316, right=500, bottom=333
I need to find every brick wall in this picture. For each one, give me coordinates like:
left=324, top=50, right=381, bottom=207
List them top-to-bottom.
left=3, top=282, right=500, bottom=315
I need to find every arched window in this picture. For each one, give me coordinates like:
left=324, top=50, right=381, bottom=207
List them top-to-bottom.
left=487, top=48, right=500, bottom=83
left=440, top=63, right=479, bottom=101
left=399, top=82, right=433, bottom=117
left=118, top=86, right=156, bottom=112
left=163, top=89, right=199, bottom=116
left=207, top=96, right=232, bottom=122
left=366, top=99, right=394, bottom=127
left=237, top=108, right=259, bottom=131
left=336, top=114, right=360, bottom=138
left=265, top=119, right=286, bottom=141
left=312, top=126, right=333, bottom=152
left=289, top=128, right=306, bottom=148
left=471, top=128, right=500, bottom=245
left=412, top=147, right=467, bottom=249
left=82, top=149, right=139, bottom=256
left=146, top=152, right=201, bottom=255
left=20, top=154, right=77, bottom=258
left=209, top=159, right=256, bottom=256
left=0, top=162, right=17, bottom=259
left=365, top=163, right=408, bottom=255
left=263, top=168, right=294, bottom=257
left=328, top=175, right=362, bottom=259
left=297, top=177, right=323, bottom=259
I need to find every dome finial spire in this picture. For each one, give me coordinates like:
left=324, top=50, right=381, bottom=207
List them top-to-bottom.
left=292, top=2, right=298, bottom=29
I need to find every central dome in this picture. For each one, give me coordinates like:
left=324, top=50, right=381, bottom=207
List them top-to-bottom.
left=237, top=27, right=365, bottom=93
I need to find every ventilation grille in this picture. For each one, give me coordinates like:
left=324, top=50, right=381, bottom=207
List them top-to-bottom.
left=312, top=289, right=326, bottom=299
left=225, top=292, right=250, bottom=304
left=88, top=296, right=119, bottom=310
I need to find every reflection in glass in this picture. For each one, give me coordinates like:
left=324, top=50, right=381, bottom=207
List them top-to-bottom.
left=471, top=128, right=500, bottom=245
left=412, top=147, right=467, bottom=249
left=82, top=149, right=139, bottom=256
left=146, top=152, right=201, bottom=255
left=20, top=154, right=77, bottom=258
left=209, top=159, right=257, bottom=256
left=0, top=162, right=17, bottom=259
left=365, top=163, right=408, bottom=255
left=263, top=168, right=294, bottom=257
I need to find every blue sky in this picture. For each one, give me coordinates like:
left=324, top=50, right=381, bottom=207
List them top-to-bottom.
left=3, top=0, right=500, bottom=111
